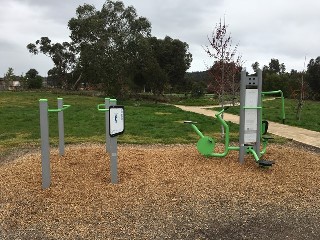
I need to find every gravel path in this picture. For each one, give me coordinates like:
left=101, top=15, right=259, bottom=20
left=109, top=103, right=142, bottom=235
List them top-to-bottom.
left=1, top=143, right=319, bottom=239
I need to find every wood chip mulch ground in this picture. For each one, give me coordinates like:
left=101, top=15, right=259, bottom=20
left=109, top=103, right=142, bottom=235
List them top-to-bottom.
left=0, top=143, right=320, bottom=239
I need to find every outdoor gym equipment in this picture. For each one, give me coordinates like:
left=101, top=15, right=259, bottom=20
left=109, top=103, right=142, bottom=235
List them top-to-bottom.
left=185, top=69, right=280, bottom=167
left=39, top=98, right=71, bottom=189
left=97, top=98, right=125, bottom=184
left=184, top=107, right=240, bottom=157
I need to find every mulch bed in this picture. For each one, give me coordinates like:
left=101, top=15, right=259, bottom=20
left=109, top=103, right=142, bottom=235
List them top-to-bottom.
left=0, top=143, right=320, bottom=239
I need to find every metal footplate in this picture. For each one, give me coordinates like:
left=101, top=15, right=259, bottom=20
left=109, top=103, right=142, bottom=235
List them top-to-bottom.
left=184, top=121, right=198, bottom=124
left=262, top=135, right=274, bottom=140
left=258, top=159, right=275, bottom=167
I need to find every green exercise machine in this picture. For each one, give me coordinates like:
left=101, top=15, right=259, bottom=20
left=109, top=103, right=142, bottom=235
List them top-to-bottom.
left=185, top=69, right=285, bottom=167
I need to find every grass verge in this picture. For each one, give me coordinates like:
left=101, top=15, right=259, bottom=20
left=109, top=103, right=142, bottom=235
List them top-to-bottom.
left=0, top=91, right=239, bottom=155
left=216, top=98, right=320, bottom=132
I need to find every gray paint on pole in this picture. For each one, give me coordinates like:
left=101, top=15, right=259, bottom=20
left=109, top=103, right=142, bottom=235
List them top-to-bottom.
left=256, top=69, right=263, bottom=157
left=239, top=70, right=247, bottom=164
left=58, top=98, right=65, bottom=156
left=105, top=98, right=110, bottom=154
left=39, top=99, right=50, bottom=189
left=109, top=99, right=118, bottom=184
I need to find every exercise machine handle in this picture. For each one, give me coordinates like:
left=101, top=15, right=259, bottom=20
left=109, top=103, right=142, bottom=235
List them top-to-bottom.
left=97, top=103, right=109, bottom=112
left=48, top=104, right=71, bottom=112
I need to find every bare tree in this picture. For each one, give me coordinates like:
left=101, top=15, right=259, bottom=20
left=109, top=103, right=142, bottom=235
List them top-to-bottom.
left=204, top=18, right=241, bottom=135
left=204, top=18, right=240, bottom=104
left=296, top=56, right=307, bottom=121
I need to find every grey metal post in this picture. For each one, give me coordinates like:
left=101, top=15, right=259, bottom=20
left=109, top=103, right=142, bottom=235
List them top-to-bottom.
left=239, top=69, right=263, bottom=164
left=255, top=69, right=263, bottom=157
left=239, top=70, right=246, bottom=164
left=57, top=98, right=65, bottom=156
left=105, top=98, right=110, bottom=153
left=39, top=99, right=50, bottom=189
left=109, top=99, right=118, bottom=184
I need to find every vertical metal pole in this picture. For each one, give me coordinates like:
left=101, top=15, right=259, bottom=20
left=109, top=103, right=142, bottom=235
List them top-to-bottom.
left=255, top=69, right=262, bottom=158
left=239, top=70, right=246, bottom=164
left=57, top=98, right=64, bottom=156
left=105, top=98, right=110, bottom=154
left=39, top=99, right=50, bottom=189
left=109, top=99, right=118, bottom=184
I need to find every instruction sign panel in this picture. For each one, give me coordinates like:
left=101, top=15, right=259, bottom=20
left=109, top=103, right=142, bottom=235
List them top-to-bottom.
left=244, top=89, right=258, bottom=143
left=109, top=106, right=124, bottom=137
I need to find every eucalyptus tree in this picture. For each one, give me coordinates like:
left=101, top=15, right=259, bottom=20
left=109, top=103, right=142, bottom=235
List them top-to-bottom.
left=68, top=0, right=151, bottom=97
left=149, top=36, right=192, bottom=92
left=27, top=37, right=76, bottom=88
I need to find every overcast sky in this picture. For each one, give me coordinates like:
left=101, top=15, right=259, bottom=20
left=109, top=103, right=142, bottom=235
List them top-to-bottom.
left=1, top=0, right=320, bottom=77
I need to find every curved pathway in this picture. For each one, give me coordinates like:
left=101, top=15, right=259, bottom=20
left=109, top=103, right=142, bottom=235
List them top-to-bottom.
left=175, top=105, right=320, bottom=149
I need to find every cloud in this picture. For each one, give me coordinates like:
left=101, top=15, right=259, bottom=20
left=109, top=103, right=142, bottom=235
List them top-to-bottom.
left=1, top=0, right=320, bottom=75
left=220, top=0, right=320, bottom=71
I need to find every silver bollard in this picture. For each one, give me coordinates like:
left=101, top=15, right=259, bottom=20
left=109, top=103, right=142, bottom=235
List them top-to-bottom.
left=39, top=98, right=70, bottom=189
left=58, top=98, right=65, bottom=156
left=105, top=98, right=110, bottom=154
left=39, top=99, right=51, bottom=189
left=109, top=99, right=118, bottom=184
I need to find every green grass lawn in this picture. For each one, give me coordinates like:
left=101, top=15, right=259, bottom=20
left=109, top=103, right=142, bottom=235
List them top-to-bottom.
left=0, top=91, right=239, bottom=154
left=218, top=98, right=320, bottom=132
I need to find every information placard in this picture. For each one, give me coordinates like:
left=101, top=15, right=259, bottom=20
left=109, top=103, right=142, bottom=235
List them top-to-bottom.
left=244, top=89, right=258, bottom=143
left=109, top=106, right=124, bottom=137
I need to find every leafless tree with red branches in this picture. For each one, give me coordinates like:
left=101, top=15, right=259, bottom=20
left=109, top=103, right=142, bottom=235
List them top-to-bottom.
left=204, top=18, right=242, bottom=135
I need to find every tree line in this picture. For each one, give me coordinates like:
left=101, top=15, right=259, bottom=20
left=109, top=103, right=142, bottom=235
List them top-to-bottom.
left=3, top=0, right=320, bottom=102
left=26, top=0, right=192, bottom=98
left=186, top=57, right=320, bottom=101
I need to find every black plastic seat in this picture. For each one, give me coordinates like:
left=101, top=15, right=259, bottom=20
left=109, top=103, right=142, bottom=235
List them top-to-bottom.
left=262, top=135, right=274, bottom=140
left=258, top=159, right=275, bottom=167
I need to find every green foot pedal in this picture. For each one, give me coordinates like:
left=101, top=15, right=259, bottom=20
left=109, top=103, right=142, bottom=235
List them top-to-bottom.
left=197, top=136, right=215, bottom=156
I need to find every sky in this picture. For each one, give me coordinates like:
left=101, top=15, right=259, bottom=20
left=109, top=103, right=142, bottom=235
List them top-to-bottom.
left=1, top=0, right=320, bottom=77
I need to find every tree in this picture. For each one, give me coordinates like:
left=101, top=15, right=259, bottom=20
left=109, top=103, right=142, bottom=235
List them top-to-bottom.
left=26, top=0, right=192, bottom=96
left=68, top=0, right=152, bottom=97
left=204, top=18, right=241, bottom=107
left=204, top=18, right=241, bottom=136
left=148, top=36, right=192, bottom=92
left=27, top=37, right=76, bottom=88
left=306, top=56, right=320, bottom=100
left=263, top=58, right=286, bottom=75
left=269, top=58, right=281, bottom=73
left=252, top=62, right=260, bottom=74
left=4, top=67, right=14, bottom=89
left=25, top=69, right=42, bottom=89
left=26, top=69, right=38, bottom=79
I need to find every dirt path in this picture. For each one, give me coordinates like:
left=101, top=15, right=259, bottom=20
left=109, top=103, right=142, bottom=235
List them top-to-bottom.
left=175, top=105, right=320, bottom=149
